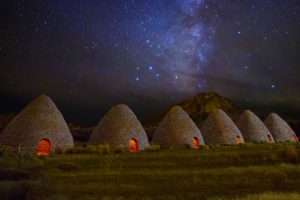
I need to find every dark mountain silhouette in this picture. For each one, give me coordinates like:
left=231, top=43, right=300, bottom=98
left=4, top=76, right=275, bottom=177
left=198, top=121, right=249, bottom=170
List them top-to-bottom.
left=143, top=92, right=243, bottom=139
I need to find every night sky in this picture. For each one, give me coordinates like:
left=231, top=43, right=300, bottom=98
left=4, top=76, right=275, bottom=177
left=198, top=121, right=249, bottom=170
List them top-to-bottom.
left=0, top=0, right=300, bottom=125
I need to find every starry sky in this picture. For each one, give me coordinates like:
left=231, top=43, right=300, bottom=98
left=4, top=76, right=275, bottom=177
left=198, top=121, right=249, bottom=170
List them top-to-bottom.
left=0, top=0, right=300, bottom=125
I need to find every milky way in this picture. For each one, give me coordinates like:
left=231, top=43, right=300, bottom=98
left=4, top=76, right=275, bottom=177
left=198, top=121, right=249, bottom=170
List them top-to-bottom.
left=0, top=0, right=300, bottom=125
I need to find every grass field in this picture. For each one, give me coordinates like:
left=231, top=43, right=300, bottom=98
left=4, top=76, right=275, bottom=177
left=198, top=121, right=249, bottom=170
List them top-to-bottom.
left=1, top=143, right=300, bottom=200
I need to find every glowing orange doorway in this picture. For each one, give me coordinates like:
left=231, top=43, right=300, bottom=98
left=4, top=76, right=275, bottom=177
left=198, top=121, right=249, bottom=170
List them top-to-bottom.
left=236, top=135, right=242, bottom=144
left=267, top=135, right=273, bottom=143
left=193, top=137, right=200, bottom=149
left=37, top=138, right=51, bottom=156
left=130, top=139, right=139, bottom=152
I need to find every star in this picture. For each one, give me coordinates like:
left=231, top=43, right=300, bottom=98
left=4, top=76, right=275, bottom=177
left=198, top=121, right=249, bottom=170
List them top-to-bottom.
left=1, top=0, right=299, bottom=125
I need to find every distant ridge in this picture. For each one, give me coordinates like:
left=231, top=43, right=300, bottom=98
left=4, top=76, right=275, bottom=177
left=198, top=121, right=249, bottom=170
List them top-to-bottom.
left=143, top=92, right=243, bottom=138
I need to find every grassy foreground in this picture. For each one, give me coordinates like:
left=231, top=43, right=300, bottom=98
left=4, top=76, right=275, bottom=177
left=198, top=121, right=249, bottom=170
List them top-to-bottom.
left=0, top=143, right=300, bottom=200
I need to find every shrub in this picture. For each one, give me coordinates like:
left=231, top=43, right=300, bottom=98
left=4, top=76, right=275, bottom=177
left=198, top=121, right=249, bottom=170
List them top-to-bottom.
left=238, top=142, right=255, bottom=149
left=96, top=144, right=110, bottom=154
left=0, top=145, right=14, bottom=158
left=0, top=145, right=45, bottom=170
left=0, top=145, right=15, bottom=169
left=61, top=145, right=110, bottom=155
left=86, top=145, right=97, bottom=154
left=144, top=145, right=160, bottom=152
left=198, top=145, right=209, bottom=151
left=73, top=146, right=88, bottom=154
left=169, top=146, right=175, bottom=151
left=63, top=147, right=76, bottom=154
left=54, top=148, right=63, bottom=154
left=16, top=149, right=41, bottom=169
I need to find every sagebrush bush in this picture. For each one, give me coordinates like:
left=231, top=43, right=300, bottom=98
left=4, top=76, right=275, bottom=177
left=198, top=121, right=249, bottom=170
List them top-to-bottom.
left=238, top=142, right=255, bottom=150
left=96, top=144, right=110, bottom=154
left=208, top=144, right=221, bottom=151
left=0, top=145, right=45, bottom=170
left=0, top=145, right=14, bottom=157
left=0, top=145, right=15, bottom=169
left=63, top=145, right=111, bottom=155
left=74, top=145, right=89, bottom=154
left=86, top=145, right=97, bottom=153
left=144, top=145, right=160, bottom=152
left=198, top=145, right=209, bottom=151
left=63, top=146, right=90, bottom=154
left=62, top=147, right=76, bottom=154
left=54, top=148, right=72, bottom=154
left=16, top=149, right=45, bottom=169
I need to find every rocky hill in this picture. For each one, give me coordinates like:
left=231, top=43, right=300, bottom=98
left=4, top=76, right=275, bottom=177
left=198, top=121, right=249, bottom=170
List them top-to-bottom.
left=143, top=92, right=243, bottom=139
left=178, top=92, right=242, bottom=124
left=68, top=125, right=94, bottom=145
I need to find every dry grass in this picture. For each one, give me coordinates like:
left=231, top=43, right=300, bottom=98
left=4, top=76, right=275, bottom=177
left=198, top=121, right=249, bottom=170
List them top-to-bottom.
left=0, top=143, right=300, bottom=199
left=210, top=192, right=300, bottom=200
